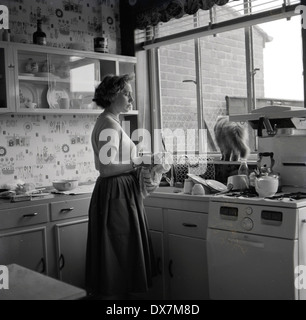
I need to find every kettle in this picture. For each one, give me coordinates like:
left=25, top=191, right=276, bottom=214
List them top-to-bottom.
left=255, top=175, right=279, bottom=198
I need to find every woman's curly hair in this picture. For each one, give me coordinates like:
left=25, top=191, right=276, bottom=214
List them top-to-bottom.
left=93, top=73, right=134, bottom=109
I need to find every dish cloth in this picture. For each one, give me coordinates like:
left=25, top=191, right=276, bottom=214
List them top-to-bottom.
left=139, top=152, right=172, bottom=198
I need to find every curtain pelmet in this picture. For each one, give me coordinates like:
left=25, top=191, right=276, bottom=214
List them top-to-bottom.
left=135, top=0, right=230, bottom=30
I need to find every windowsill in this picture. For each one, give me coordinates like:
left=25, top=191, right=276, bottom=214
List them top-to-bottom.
left=207, top=153, right=258, bottom=165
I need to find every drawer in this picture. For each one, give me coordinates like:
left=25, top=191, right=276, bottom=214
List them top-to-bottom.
left=50, top=198, right=90, bottom=221
left=0, top=204, right=48, bottom=230
left=145, top=206, right=163, bottom=231
left=167, top=209, right=208, bottom=239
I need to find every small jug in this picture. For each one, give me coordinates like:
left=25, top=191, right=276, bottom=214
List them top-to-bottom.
left=255, top=175, right=279, bottom=198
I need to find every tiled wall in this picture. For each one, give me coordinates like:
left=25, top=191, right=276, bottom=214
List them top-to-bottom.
left=1, top=0, right=121, bottom=54
left=0, top=113, right=99, bottom=187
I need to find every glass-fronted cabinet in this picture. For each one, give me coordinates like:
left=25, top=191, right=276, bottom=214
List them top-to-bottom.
left=0, top=42, right=138, bottom=115
left=0, top=42, right=14, bottom=113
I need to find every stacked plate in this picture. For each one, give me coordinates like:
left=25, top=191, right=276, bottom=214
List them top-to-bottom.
left=187, top=173, right=227, bottom=193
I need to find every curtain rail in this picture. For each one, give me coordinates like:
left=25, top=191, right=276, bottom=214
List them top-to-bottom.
left=142, top=4, right=300, bottom=50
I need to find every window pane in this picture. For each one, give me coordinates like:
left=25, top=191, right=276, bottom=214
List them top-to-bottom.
left=254, top=16, right=304, bottom=105
left=199, top=28, right=248, bottom=153
left=159, top=40, right=198, bottom=152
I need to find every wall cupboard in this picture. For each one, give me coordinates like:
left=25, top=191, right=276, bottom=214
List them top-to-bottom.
left=0, top=41, right=138, bottom=128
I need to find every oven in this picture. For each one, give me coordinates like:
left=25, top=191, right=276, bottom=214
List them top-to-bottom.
left=207, top=194, right=306, bottom=300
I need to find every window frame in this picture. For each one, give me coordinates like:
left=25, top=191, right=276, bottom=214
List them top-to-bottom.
left=146, top=2, right=304, bottom=157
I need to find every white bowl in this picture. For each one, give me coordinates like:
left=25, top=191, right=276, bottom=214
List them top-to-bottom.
left=52, top=180, right=78, bottom=191
left=192, top=183, right=205, bottom=195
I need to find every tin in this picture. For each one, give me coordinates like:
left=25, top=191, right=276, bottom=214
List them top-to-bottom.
left=94, top=36, right=108, bottom=53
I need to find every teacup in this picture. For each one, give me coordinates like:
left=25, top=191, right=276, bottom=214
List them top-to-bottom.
left=59, top=98, right=69, bottom=109
left=70, top=99, right=82, bottom=109
left=25, top=102, right=37, bottom=109
left=255, top=176, right=279, bottom=198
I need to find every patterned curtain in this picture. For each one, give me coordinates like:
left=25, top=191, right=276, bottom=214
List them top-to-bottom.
left=134, top=0, right=229, bottom=30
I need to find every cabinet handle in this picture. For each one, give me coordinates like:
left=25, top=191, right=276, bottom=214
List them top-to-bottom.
left=8, top=64, right=15, bottom=69
left=60, top=207, right=74, bottom=213
left=23, top=212, right=38, bottom=217
left=182, top=223, right=198, bottom=228
left=59, top=254, right=65, bottom=270
left=38, top=258, right=46, bottom=274
left=168, top=259, right=173, bottom=278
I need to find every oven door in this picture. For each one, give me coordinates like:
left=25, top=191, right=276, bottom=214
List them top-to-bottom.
left=207, top=228, right=298, bottom=300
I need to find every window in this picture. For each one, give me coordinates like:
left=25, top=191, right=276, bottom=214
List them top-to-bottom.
left=142, top=0, right=303, bottom=156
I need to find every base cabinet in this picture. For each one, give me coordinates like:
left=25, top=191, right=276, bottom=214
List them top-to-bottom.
left=0, top=195, right=90, bottom=291
left=144, top=198, right=210, bottom=300
left=54, top=219, right=88, bottom=289
left=0, top=227, right=48, bottom=274
left=168, top=234, right=208, bottom=300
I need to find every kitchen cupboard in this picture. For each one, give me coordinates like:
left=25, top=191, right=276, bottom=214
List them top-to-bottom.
left=0, top=41, right=138, bottom=132
left=0, top=194, right=91, bottom=291
left=143, top=195, right=210, bottom=300
left=0, top=204, right=49, bottom=273
left=166, top=209, right=209, bottom=300
left=54, top=219, right=88, bottom=289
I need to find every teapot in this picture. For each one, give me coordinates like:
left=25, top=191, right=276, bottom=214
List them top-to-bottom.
left=255, top=175, right=279, bottom=198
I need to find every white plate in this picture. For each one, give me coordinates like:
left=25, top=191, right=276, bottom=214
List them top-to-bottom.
left=19, top=83, right=37, bottom=108
left=47, top=87, right=69, bottom=109
left=187, top=174, right=227, bottom=192
left=187, top=174, right=207, bottom=186
left=205, top=180, right=227, bottom=192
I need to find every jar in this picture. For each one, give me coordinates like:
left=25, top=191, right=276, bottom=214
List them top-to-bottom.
left=94, top=33, right=108, bottom=53
left=25, top=58, right=38, bottom=74
left=42, top=60, right=55, bottom=74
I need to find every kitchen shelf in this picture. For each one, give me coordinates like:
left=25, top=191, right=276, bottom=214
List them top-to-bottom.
left=18, top=75, right=70, bottom=83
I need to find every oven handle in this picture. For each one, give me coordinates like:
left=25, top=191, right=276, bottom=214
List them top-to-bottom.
left=228, top=238, right=264, bottom=248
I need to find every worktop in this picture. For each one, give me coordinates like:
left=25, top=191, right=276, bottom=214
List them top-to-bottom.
left=0, top=192, right=92, bottom=210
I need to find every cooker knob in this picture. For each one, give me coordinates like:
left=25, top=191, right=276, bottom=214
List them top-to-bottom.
left=245, top=207, right=253, bottom=215
left=241, top=217, right=253, bottom=231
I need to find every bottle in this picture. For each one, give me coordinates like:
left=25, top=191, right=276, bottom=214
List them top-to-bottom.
left=33, top=19, right=46, bottom=45
left=2, top=29, right=11, bottom=42
left=238, top=158, right=249, bottom=176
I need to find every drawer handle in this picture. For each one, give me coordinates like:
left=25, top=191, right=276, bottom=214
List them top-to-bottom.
left=60, top=207, right=74, bottom=213
left=23, top=212, right=38, bottom=217
left=182, top=223, right=198, bottom=228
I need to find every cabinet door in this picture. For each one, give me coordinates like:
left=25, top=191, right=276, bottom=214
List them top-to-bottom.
left=16, top=48, right=102, bottom=113
left=55, top=219, right=88, bottom=289
left=0, top=227, right=48, bottom=274
left=130, top=230, right=165, bottom=300
left=168, top=234, right=209, bottom=300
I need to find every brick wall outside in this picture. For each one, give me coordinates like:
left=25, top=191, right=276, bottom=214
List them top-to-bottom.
left=158, top=8, right=267, bottom=152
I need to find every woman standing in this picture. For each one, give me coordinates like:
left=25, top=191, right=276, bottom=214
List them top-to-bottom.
left=85, top=74, right=156, bottom=299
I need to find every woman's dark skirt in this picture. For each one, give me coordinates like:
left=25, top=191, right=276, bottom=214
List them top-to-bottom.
left=85, top=171, right=156, bottom=297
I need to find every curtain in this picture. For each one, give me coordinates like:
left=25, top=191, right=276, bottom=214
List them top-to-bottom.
left=134, top=0, right=230, bottom=30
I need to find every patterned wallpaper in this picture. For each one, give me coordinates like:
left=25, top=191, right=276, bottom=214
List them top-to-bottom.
left=1, top=0, right=121, bottom=54
left=0, top=114, right=100, bottom=187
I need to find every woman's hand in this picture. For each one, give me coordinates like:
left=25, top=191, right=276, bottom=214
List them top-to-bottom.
left=132, top=154, right=154, bottom=169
